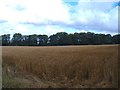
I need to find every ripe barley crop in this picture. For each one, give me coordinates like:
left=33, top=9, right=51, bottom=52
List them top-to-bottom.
left=2, top=45, right=118, bottom=88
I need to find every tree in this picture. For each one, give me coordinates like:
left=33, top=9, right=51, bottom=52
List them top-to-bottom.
left=1, top=32, right=120, bottom=46
left=49, top=32, right=70, bottom=45
left=56, top=32, right=69, bottom=45
left=86, top=32, right=95, bottom=45
left=12, top=33, right=23, bottom=46
left=72, top=33, right=80, bottom=45
left=79, top=33, right=88, bottom=45
left=2, top=34, right=10, bottom=46
left=28, top=34, right=38, bottom=46
left=49, top=34, right=59, bottom=46
left=67, top=34, right=75, bottom=45
left=94, top=34, right=106, bottom=45
left=104, top=34, right=112, bottom=44
left=112, top=34, right=120, bottom=44
left=22, top=35, right=29, bottom=46
left=38, top=35, right=48, bottom=46
left=0, top=36, right=2, bottom=46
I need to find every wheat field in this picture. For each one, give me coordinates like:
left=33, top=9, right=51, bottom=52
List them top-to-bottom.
left=2, top=45, right=118, bottom=88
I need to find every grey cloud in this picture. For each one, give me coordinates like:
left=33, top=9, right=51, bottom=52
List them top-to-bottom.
left=19, top=3, right=118, bottom=34
left=20, top=18, right=118, bottom=34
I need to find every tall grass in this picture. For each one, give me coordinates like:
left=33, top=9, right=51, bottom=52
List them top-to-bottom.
left=2, top=45, right=118, bottom=88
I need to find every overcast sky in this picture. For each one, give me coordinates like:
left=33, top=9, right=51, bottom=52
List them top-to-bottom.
left=0, top=0, right=119, bottom=36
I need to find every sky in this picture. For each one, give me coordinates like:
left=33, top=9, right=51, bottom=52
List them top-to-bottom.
left=0, top=0, right=119, bottom=36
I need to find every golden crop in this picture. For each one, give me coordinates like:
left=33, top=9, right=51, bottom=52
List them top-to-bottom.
left=2, top=45, right=118, bottom=88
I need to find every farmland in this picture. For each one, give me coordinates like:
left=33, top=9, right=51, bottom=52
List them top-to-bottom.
left=2, top=45, right=118, bottom=88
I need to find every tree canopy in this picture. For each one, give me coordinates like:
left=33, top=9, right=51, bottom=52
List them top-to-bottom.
left=1, top=32, right=120, bottom=46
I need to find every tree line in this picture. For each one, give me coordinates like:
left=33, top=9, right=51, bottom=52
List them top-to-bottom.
left=0, top=32, right=120, bottom=46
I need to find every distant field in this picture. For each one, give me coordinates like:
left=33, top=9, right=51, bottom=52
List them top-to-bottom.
left=2, top=45, right=118, bottom=88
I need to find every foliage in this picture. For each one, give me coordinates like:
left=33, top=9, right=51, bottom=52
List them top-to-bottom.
left=1, top=32, right=120, bottom=46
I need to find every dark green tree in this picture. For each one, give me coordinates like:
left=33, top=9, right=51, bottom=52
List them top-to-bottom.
left=1, top=32, right=120, bottom=46
left=56, top=32, right=69, bottom=45
left=86, top=32, right=95, bottom=45
left=12, top=33, right=23, bottom=46
left=72, top=33, right=80, bottom=45
left=79, top=33, right=88, bottom=45
left=2, top=34, right=10, bottom=46
left=28, top=34, right=38, bottom=46
left=49, top=34, right=59, bottom=46
left=67, top=34, right=75, bottom=45
left=94, top=34, right=106, bottom=45
left=104, top=34, right=112, bottom=44
left=112, top=34, right=120, bottom=44
left=22, top=35, right=29, bottom=46
left=38, top=35, right=48, bottom=46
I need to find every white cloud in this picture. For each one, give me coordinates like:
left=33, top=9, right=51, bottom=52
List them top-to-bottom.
left=0, top=0, right=118, bottom=35
left=0, top=0, right=70, bottom=23
left=0, top=0, right=71, bottom=35
left=69, top=1, right=118, bottom=34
